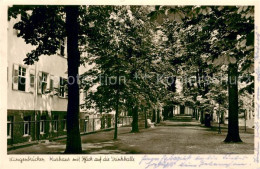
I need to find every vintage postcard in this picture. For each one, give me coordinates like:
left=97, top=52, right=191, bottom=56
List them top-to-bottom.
left=0, top=0, right=259, bottom=169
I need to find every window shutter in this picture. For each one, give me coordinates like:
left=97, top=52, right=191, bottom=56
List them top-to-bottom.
left=12, top=64, right=19, bottom=90
left=25, top=68, right=30, bottom=92
left=29, top=69, right=35, bottom=93
left=38, top=71, right=42, bottom=94
left=46, top=73, right=50, bottom=90
left=50, top=75, right=54, bottom=96
left=65, top=79, right=68, bottom=98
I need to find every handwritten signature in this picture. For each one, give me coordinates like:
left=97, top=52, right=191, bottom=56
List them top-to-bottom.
left=139, top=155, right=248, bottom=169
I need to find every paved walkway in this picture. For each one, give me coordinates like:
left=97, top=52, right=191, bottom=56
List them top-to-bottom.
left=8, top=120, right=254, bottom=154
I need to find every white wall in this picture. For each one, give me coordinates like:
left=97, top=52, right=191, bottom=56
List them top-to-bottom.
left=7, top=17, right=72, bottom=112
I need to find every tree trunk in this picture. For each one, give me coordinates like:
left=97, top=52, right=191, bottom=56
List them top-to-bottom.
left=64, top=6, right=82, bottom=154
left=224, top=63, right=242, bottom=142
left=114, top=74, right=119, bottom=140
left=113, top=97, right=119, bottom=139
left=170, top=105, right=174, bottom=118
left=181, top=105, right=186, bottom=114
left=131, top=106, right=139, bottom=132
left=162, top=106, right=168, bottom=120
left=144, top=108, right=148, bottom=128
left=152, top=109, right=156, bottom=122
left=157, top=109, right=160, bottom=123
left=200, top=109, right=204, bottom=124
left=221, top=111, right=225, bottom=124
left=205, top=114, right=211, bottom=127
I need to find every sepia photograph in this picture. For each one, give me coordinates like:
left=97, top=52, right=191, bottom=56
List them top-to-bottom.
left=6, top=5, right=255, bottom=155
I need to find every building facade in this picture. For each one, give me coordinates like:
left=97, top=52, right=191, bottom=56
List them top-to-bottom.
left=7, top=16, right=132, bottom=146
left=7, top=16, right=73, bottom=145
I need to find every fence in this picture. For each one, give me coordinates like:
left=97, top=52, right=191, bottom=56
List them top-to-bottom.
left=7, top=116, right=132, bottom=145
left=79, top=116, right=132, bottom=133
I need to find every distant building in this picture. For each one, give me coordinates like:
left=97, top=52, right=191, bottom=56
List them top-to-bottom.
left=162, top=74, right=254, bottom=128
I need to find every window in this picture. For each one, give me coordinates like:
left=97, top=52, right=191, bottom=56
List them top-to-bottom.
left=57, top=39, right=66, bottom=57
left=13, top=64, right=30, bottom=91
left=18, top=66, right=26, bottom=91
left=38, top=72, right=49, bottom=94
left=41, top=72, right=48, bottom=94
left=59, top=77, right=67, bottom=98
left=59, top=77, right=64, bottom=97
left=53, top=115, right=58, bottom=132
left=7, top=116, right=13, bottom=139
left=24, top=116, right=31, bottom=136
left=40, top=116, right=46, bottom=134
left=84, top=116, right=89, bottom=133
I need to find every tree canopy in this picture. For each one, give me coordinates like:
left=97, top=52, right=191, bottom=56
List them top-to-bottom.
left=9, top=5, right=254, bottom=151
